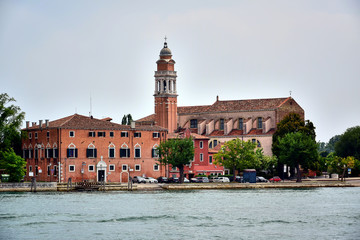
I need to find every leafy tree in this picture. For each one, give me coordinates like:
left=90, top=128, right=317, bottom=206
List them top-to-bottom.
left=0, top=93, right=25, bottom=155
left=121, top=115, right=127, bottom=125
left=335, top=126, right=360, bottom=160
left=277, top=132, right=318, bottom=182
left=327, top=135, right=341, bottom=153
left=156, top=137, right=194, bottom=183
left=214, top=139, right=260, bottom=182
left=0, top=149, right=26, bottom=182
left=327, top=155, right=356, bottom=181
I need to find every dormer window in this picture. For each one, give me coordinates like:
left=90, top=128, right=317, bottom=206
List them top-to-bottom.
left=258, top=117, right=263, bottom=129
left=239, top=118, right=243, bottom=130
left=190, top=119, right=197, bottom=128
left=220, top=119, right=224, bottom=130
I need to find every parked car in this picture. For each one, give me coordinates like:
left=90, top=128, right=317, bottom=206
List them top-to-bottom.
left=132, top=176, right=146, bottom=183
left=228, top=176, right=243, bottom=183
left=256, top=176, right=268, bottom=182
left=269, top=176, right=282, bottom=182
left=144, top=177, right=158, bottom=183
left=157, top=177, right=168, bottom=183
left=168, top=177, right=179, bottom=183
left=183, top=177, right=190, bottom=183
left=190, top=177, right=199, bottom=183
left=196, top=177, right=209, bottom=183
left=209, top=177, right=218, bottom=182
left=216, top=177, right=230, bottom=183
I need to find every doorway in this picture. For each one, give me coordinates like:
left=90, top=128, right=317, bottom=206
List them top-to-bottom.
left=98, top=170, right=105, bottom=182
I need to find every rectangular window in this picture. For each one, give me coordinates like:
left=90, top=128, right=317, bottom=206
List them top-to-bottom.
left=258, top=117, right=263, bottom=129
left=239, top=118, right=243, bottom=130
left=190, top=119, right=198, bottom=128
left=220, top=119, right=224, bottom=130
left=47, top=131, right=50, bottom=138
left=69, top=131, right=75, bottom=137
left=89, top=131, right=95, bottom=137
left=98, top=131, right=106, bottom=137
left=110, top=131, right=114, bottom=137
left=121, top=131, right=128, bottom=137
left=29, top=132, right=32, bottom=139
left=35, top=132, right=38, bottom=139
left=134, top=132, right=141, bottom=138
left=153, top=132, right=160, bottom=138
left=200, top=141, right=203, bottom=149
left=35, top=148, right=38, bottom=159
left=46, top=148, right=52, bottom=159
left=67, top=148, right=78, bottom=158
left=86, top=148, right=97, bottom=158
left=109, top=148, right=115, bottom=158
left=120, top=148, right=130, bottom=158
left=135, top=148, right=141, bottom=158
left=29, top=149, right=32, bottom=159
left=53, top=149, right=58, bottom=158
left=152, top=149, right=159, bottom=158
left=200, top=153, right=203, bottom=162
left=209, top=155, right=213, bottom=164
left=109, top=164, right=115, bottom=171
left=122, top=164, right=127, bottom=171
left=135, top=164, right=141, bottom=171
left=29, top=165, right=33, bottom=173
left=35, top=165, right=38, bottom=176
left=47, top=165, right=51, bottom=176
left=69, top=165, right=75, bottom=172
left=88, top=165, right=95, bottom=172
left=154, top=165, right=159, bottom=171
left=53, top=166, right=58, bottom=176
left=172, top=166, right=177, bottom=171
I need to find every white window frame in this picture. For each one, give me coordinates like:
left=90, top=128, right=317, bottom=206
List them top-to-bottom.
left=47, top=131, right=50, bottom=138
left=69, top=131, right=75, bottom=137
left=89, top=131, right=95, bottom=137
left=121, top=131, right=128, bottom=137
left=29, top=132, right=32, bottom=139
left=35, top=132, right=38, bottom=139
left=134, top=132, right=141, bottom=138
left=153, top=132, right=160, bottom=138
left=200, top=141, right=203, bottom=149
left=108, top=144, right=115, bottom=158
left=134, top=145, right=141, bottom=158
left=200, top=153, right=203, bottom=162
left=209, top=155, right=213, bottom=164
left=109, top=164, right=115, bottom=171
left=122, top=164, right=128, bottom=172
left=135, top=164, right=141, bottom=171
left=154, top=164, right=159, bottom=171
left=29, top=165, right=33, bottom=173
left=47, top=165, right=51, bottom=176
left=53, top=165, right=58, bottom=176
left=69, top=165, right=75, bottom=172
left=88, top=165, right=95, bottom=172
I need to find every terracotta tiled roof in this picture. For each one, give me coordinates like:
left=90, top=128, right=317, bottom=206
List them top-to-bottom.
left=178, top=97, right=291, bottom=114
left=25, top=114, right=167, bottom=132
left=136, top=114, right=155, bottom=122
left=208, top=130, right=225, bottom=136
left=168, top=131, right=209, bottom=140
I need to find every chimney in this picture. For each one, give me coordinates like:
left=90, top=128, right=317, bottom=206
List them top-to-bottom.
left=216, top=95, right=219, bottom=101
left=45, top=119, right=49, bottom=128
left=39, top=120, right=43, bottom=129
left=26, top=121, right=30, bottom=129
left=130, top=121, right=136, bottom=129
left=32, top=122, right=36, bottom=127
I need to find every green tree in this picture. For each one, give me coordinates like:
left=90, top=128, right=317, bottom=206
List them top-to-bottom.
left=0, top=93, right=25, bottom=155
left=127, top=114, right=133, bottom=125
left=121, top=115, right=127, bottom=125
left=335, top=126, right=360, bottom=160
left=277, top=132, right=318, bottom=182
left=156, top=137, right=194, bottom=183
left=214, top=139, right=260, bottom=182
left=0, top=149, right=26, bottom=182
left=328, top=155, right=356, bottom=181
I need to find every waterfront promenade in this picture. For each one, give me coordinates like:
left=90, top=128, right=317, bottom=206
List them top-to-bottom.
left=1, top=178, right=359, bottom=192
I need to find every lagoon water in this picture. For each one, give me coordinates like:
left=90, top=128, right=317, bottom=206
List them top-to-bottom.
left=1, top=188, right=359, bottom=240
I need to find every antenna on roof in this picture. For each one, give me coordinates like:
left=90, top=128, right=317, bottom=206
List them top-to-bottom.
left=289, top=90, right=292, bottom=97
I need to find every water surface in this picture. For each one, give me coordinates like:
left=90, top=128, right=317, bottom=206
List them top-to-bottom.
left=1, top=188, right=359, bottom=239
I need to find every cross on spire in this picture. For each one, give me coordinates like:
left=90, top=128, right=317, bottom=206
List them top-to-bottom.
left=164, top=36, right=167, bottom=42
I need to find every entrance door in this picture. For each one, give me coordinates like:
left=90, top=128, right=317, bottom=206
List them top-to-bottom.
left=98, top=170, right=105, bottom=182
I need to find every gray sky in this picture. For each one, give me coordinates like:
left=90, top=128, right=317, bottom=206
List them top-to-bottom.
left=1, top=0, right=359, bottom=143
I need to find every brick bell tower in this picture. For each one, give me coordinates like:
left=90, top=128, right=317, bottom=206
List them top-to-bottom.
left=154, top=39, right=178, bottom=133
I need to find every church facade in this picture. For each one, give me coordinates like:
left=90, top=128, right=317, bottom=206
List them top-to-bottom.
left=137, top=41, right=305, bottom=156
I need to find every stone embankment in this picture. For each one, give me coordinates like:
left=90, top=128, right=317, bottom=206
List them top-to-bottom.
left=1, top=178, right=359, bottom=192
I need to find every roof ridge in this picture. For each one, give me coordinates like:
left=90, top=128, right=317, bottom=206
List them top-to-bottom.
left=277, top=97, right=291, bottom=108
left=59, top=114, right=79, bottom=127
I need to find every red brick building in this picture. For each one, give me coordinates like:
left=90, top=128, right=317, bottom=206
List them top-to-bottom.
left=22, top=114, right=167, bottom=183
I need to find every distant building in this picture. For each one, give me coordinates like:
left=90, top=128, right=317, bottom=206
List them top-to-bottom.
left=137, top=41, right=305, bottom=156
left=22, top=114, right=167, bottom=183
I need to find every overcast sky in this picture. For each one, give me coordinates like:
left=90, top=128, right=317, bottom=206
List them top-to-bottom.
left=1, top=0, right=359, bottom=143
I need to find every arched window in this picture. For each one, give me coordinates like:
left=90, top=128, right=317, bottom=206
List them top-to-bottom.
left=252, top=139, right=261, bottom=148
left=46, top=143, right=52, bottom=159
left=67, top=143, right=78, bottom=158
left=86, top=143, right=97, bottom=158
left=109, top=143, right=115, bottom=158
left=120, top=143, right=130, bottom=158
left=134, top=144, right=141, bottom=158
left=152, top=144, right=159, bottom=158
